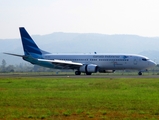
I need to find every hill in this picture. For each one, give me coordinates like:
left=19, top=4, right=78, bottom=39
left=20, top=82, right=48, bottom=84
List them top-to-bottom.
left=0, top=33, right=159, bottom=65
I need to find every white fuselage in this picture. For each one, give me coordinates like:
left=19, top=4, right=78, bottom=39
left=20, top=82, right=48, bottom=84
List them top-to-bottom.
left=43, top=53, right=156, bottom=71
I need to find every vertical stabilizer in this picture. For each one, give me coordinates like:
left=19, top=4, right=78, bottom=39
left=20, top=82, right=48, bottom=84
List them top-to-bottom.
left=19, top=27, right=43, bottom=58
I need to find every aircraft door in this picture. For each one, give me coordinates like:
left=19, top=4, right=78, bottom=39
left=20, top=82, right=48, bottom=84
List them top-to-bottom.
left=134, top=58, right=138, bottom=65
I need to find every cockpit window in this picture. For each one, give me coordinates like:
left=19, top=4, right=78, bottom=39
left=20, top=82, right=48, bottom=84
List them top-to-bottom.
left=142, top=58, right=147, bottom=61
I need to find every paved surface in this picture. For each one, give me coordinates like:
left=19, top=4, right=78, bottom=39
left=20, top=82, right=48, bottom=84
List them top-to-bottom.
left=0, top=73, right=159, bottom=78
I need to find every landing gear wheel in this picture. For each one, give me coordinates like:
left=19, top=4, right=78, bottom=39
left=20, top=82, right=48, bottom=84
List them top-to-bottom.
left=75, top=71, right=81, bottom=75
left=86, top=72, right=92, bottom=75
left=138, top=72, right=142, bottom=75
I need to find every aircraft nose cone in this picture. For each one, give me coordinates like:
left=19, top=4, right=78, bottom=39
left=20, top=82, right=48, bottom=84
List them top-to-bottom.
left=149, top=60, right=157, bottom=68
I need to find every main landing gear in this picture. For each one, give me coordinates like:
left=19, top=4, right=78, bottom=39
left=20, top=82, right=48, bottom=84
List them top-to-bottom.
left=75, top=71, right=92, bottom=75
left=75, top=71, right=81, bottom=75
left=138, top=71, right=142, bottom=75
left=86, top=72, right=92, bottom=75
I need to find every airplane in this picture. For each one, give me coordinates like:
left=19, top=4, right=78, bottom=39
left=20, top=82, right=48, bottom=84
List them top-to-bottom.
left=4, top=27, right=156, bottom=75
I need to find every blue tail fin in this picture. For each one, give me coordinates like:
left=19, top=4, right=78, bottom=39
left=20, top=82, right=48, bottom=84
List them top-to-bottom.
left=19, top=27, right=48, bottom=58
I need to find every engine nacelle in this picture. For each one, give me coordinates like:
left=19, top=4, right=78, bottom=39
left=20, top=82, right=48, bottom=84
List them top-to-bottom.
left=79, top=64, right=98, bottom=73
left=99, top=70, right=115, bottom=73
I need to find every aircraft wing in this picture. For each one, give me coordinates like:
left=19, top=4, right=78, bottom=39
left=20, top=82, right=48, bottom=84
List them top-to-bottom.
left=38, top=59, right=83, bottom=69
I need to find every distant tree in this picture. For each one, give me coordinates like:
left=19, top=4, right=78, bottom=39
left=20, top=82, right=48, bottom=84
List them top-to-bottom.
left=1, top=59, right=7, bottom=72
left=6, top=65, right=14, bottom=72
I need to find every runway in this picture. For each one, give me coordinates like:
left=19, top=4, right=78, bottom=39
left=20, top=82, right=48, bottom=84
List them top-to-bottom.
left=0, top=73, right=159, bottom=78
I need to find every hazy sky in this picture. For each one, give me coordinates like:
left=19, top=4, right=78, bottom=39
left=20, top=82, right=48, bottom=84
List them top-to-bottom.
left=1, top=0, right=159, bottom=39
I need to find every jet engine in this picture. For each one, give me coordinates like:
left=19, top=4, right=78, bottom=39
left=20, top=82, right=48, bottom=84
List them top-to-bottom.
left=79, top=64, right=98, bottom=73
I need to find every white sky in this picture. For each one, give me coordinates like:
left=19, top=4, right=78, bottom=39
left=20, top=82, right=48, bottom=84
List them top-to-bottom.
left=1, top=0, right=159, bottom=39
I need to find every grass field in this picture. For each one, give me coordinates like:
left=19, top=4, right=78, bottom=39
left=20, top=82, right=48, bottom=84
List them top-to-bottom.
left=1, top=77, right=159, bottom=120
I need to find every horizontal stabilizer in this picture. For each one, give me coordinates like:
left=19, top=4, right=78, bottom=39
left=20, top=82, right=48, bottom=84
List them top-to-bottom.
left=3, top=52, right=24, bottom=57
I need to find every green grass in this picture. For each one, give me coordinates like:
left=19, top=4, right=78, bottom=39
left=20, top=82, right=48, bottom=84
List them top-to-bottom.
left=1, top=77, right=159, bottom=119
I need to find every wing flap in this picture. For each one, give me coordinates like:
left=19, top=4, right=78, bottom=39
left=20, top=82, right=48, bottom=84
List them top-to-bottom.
left=38, top=59, right=83, bottom=69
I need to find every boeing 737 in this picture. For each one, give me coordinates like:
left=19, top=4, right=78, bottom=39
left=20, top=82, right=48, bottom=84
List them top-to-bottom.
left=4, top=27, right=156, bottom=75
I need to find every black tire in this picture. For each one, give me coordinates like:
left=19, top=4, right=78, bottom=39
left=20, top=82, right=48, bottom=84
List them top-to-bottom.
left=75, top=71, right=81, bottom=75
left=86, top=72, right=92, bottom=75
left=138, top=72, right=142, bottom=75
